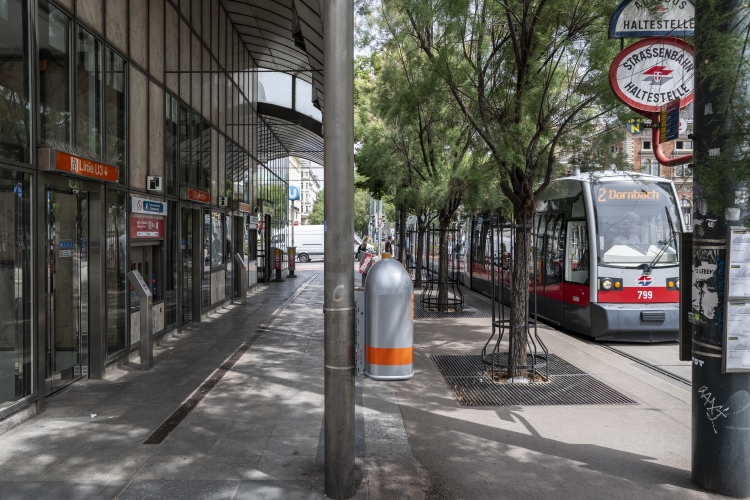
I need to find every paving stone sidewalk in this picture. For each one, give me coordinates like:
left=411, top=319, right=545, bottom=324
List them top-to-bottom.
left=0, top=271, right=423, bottom=499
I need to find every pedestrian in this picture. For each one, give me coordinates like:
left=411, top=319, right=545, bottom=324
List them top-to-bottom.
left=357, top=236, right=370, bottom=261
left=385, top=236, right=393, bottom=254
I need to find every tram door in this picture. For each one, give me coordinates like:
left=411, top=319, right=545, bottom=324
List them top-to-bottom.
left=46, top=190, right=89, bottom=395
left=543, top=214, right=564, bottom=324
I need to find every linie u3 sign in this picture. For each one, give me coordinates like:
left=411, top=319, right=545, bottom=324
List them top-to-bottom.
left=609, top=36, right=694, bottom=116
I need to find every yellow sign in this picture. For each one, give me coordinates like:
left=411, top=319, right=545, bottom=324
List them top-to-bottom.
left=597, top=187, right=660, bottom=202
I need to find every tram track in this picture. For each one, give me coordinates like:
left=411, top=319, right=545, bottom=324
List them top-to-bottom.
left=599, top=344, right=692, bottom=386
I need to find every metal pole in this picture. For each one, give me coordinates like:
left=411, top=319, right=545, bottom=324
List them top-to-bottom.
left=323, top=0, right=356, bottom=495
left=692, top=1, right=750, bottom=496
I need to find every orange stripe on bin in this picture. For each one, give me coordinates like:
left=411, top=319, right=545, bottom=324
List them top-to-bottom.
left=366, top=346, right=413, bottom=365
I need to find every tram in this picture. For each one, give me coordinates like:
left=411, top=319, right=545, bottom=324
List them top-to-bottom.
left=458, top=171, right=684, bottom=342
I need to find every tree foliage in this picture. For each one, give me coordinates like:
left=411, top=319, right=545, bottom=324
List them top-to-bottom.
left=308, top=189, right=324, bottom=225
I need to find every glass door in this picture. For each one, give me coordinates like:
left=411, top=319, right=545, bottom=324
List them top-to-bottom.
left=46, top=190, right=88, bottom=395
left=180, top=207, right=193, bottom=323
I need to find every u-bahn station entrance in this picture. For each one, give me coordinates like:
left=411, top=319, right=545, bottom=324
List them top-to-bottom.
left=0, top=0, right=323, bottom=428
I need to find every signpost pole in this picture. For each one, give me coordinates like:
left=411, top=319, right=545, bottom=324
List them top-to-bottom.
left=323, top=0, right=356, bottom=494
left=691, top=1, right=750, bottom=496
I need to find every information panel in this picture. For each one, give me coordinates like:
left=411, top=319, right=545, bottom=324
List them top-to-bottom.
left=723, top=227, right=750, bottom=372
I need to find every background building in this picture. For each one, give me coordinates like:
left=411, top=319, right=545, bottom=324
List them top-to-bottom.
left=0, top=0, right=324, bottom=431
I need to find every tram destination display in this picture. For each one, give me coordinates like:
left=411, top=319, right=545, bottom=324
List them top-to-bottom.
left=723, top=227, right=750, bottom=373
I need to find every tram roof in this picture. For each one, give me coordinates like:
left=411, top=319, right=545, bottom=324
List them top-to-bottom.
left=553, top=170, right=671, bottom=184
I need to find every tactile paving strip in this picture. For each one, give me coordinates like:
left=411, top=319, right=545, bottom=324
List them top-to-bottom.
left=413, top=303, right=490, bottom=319
left=432, top=354, right=637, bottom=406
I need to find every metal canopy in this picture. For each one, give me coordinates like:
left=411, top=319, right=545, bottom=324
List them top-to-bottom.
left=224, top=0, right=324, bottom=110
left=258, top=103, right=323, bottom=165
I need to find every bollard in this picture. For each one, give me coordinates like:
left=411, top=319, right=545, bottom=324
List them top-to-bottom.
left=288, top=246, right=297, bottom=278
left=271, top=247, right=284, bottom=282
left=234, top=253, right=247, bottom=305
left=364, top=258, right=414, bottom=380
left=126, top=270, right=153, bottom=371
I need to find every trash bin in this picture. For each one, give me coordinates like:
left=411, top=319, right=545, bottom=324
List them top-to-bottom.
left=364, top=258, right=414, bottom=380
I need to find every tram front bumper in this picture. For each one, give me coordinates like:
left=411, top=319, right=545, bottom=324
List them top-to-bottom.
left=589, top=302, right=678, bottom=342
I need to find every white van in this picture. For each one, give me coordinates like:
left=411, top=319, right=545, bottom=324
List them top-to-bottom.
left=292, top=225, right=376, bottom=262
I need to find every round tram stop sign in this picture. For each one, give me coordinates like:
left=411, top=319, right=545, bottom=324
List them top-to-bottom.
left=609, top=36, right=694, bottom=117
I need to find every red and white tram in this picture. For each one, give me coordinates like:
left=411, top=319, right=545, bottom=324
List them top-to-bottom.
left=460, top=171, right=684, bottom=341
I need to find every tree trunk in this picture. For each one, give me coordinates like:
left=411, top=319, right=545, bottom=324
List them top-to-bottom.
left=398, top=208, right=407, bottom=263
left=509, top=209, right=533, bottom=378
left=437, top=215, right=451, bottom=312
left=415, top=217, right=426, bottom=289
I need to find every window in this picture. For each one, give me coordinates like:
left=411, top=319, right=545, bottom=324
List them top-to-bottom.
left=0, top=0, right=30, bottom=162
left=39, top=0, right=71, bottom=146
left=76, top=28, right=102, bottom=156
left=104, top=48, right=126, bottom=173
left=165, top=95, right=178, bottom=196
left=642, top=140, right=651, bottom=150
left=676, top=140, right=693, bottom=150
left=675, top=164, right=693, bottom=177
left=0, top=168, right=32, bottom=410
left=105, top=188, right=127, bottom=356
left=165, top=201, right=178, bottom=326
left=202, top=207, right=210, bottom=309
left=211, top=210, right=224, bottom=266
left=565, top=221, right=589, bottom=284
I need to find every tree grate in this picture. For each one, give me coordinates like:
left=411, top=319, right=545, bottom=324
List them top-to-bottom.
left=414, top=303, right=490, bottom=319
left=432, top=354, right=637, bottom=406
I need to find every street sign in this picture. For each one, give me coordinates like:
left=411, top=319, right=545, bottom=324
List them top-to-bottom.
left=609, top=0, right=695, bottom=38
left=609, top=36, right=694, bottom=116
left=660, top=99, right=680, bottom=143
left=289, top=185, right=300, bottom=201
left=132, top=196, right=167, bottom=216
left=359, top=253, right=373, bottom=274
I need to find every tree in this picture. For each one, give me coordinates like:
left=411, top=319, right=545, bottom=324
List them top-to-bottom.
left=369, top=0, right=620, bottom=374
left=355, top=44, right=490, bottom=309
left=308, top=189, right=324, bottom=225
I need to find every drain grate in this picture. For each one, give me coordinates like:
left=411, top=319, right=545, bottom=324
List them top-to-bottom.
left=414, top=304, right=490, bottom=319
left=432, top=354, right=637, bottom=406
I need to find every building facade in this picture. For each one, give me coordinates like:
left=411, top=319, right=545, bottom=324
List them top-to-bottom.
left=0, top=0, right=324, bottom=431
left=299, top=158, right=320, bottom=223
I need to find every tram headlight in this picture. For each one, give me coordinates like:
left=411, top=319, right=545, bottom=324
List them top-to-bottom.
left=600, top=278, right=622, bottom=291
left=601, top=279, right=613, bottom=290
left=676, top=279, right=680, bottom=290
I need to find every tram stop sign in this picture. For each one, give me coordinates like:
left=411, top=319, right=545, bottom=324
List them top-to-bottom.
left=609, top=36, right=694, bottom=117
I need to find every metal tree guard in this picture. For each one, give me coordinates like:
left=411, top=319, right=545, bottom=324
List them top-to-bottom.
left=481, top=212, right=549, bottom=382
left=420, top=226, right=464, bottom=312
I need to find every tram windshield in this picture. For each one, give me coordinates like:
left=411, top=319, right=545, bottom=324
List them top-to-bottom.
left=591, top=180, right=680, bottom=268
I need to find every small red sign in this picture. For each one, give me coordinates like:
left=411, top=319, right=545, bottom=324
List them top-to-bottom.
left=55, top=151, right=119, bottom=182
left=188, top=188, right=210, bottom=203
left=130, top=217, right=164, bottom=239
left=288, top=247, right=295, bottom=269
left=274, top=248, right=281, bottom=270
left=359, top=253, right=373, bottom=274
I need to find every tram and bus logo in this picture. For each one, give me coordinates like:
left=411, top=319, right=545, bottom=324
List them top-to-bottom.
left=643, top=65, right=673, bottom=85
left=637, top=275, right=653, bottom=286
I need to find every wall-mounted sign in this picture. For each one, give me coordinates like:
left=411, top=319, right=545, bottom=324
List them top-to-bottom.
left=609, top=0, right=695, bottom=38
left=609, top=36, right=694, bottom=116
left=660, top=99, right=680, bottom=142
left=38, top=148, right=119, bottom=183
left=289, top=185, right=300, bottom=201
left=187, top=188, right=210, bottom=203
left=132, top=196, right=167, bottom=216
left=261, top=201, right=275, bottom=216
left=238, top=202, right=251, bottom=213
left=130, top=217, right=165, bottom=239
left=724, top=227, right=750, bottom=373
left=58, top=239, right=74, bottom=249
left=59, top=249, right=74, bottom=258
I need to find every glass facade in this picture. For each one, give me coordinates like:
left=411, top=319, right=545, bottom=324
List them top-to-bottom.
left=0, top=0, right=30, bottom=163
left=39, top=0, right=70, bottom=145
left=76, top=28, right=102, bottom=156
left=104, top=48, right=126, bottom=171
left=0, top=168, right=31, bottom=410
left=105, top=188, right=127, bottom=356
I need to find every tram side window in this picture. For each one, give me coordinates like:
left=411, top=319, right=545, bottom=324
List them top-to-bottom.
left=535, top=214, right=546, bottom=281
left=545, top=216, right=563, bottom=283
left=565, top=221, right=589, bottom=284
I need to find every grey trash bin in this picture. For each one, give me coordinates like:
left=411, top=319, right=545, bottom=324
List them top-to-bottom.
left=364, top=258, right=414, bottom=380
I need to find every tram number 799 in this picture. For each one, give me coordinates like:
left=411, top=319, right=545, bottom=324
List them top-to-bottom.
left=638, top=291, right=653, bottom=300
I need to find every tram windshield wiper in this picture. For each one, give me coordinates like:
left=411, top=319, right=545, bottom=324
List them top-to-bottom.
left=639, top=207, right=677, bottom=275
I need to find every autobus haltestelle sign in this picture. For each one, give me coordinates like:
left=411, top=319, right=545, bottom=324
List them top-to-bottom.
left=609, top=36, right=694, bottom=116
